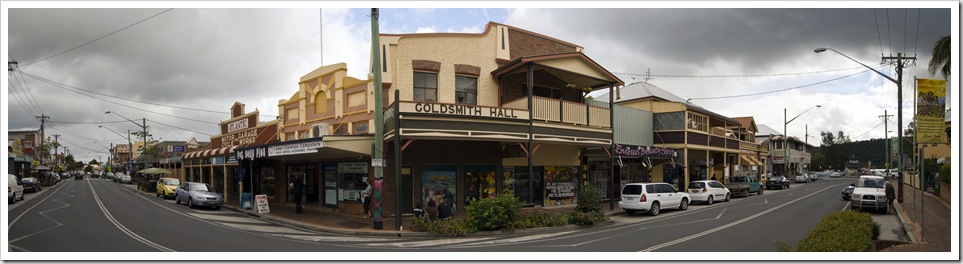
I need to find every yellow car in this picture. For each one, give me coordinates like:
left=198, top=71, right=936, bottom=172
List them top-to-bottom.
left=156, top=178, right=181, bottom=199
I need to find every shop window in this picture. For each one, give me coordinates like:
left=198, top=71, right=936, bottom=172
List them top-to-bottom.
left=413, top=71, right=438, bottom=102
left=455, top=76, right=478, bottom=105
left=687, top=112, right=708, bottom=132
left=353, top=121, right=369, bottom=134
left=337, top=162, right=369, bottom=203
left=260, top=165, right=275, bottom=197
left=422, top=165, right=458, bottom=211
left=464, top=165, right=497, bottom=206
left=544, top=166, right=578, bottom=206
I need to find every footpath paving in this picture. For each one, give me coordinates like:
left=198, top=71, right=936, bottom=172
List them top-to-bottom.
left=880, top=180, right=953, bottom=252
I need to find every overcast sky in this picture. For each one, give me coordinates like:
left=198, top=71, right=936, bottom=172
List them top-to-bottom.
left=3, top=2, right=957, bottom=163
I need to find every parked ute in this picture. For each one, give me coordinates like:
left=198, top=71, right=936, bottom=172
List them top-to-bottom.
left=851, top=175, right=888, bottom=213
left=725, top=176, right=763, bottom=197
left=619, top=182, right=690, bottom=216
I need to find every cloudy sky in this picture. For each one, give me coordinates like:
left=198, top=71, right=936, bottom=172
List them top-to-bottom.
left=3, top=2, right=957, bottom=163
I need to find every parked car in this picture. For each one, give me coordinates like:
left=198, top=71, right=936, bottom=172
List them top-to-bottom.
left=808, top=172, right=818, bottom=181
left=830, top=172, right=841, bottom=178
left=794, top=173, right=811, bottom=183
left=9, top=174, right=25, bottom=204
left=119, top=174, right=132, bottom=184
left=850, top=175, right=888, bottom=213
left=725, top=176, right=764, bottom=197
left=765, top=176, right=790, bottom=190
left=20, top=177, right=42, bottom=193
left=156, top=178, right=181, bottom=199
left=687, top=180, right=730, bottom=205
left=174, top=182, right=223, bottom=210
left=618, top=182, right=689, bottom=216
left=841, top=183, right=856, bottom=200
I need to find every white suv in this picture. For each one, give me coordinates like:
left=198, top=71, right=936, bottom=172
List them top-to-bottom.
left=850, top=175, right=888, bottom=213
left=619, top=182, right=690, bottom=216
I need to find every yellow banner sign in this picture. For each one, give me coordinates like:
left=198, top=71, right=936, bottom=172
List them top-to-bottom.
left=915, top=79, right=947, bottom=143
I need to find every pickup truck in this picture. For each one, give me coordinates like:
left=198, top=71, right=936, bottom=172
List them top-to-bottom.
left=726, top=176, right=764, bottom=197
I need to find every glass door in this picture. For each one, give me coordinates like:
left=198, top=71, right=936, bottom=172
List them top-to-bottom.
left=322, top=164, right=338, bottom=208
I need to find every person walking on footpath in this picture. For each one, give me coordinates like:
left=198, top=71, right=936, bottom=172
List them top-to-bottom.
left=292, top=175, right=305, bottom=214
left=362, top=177, right=372, bottom=218
left=885, top=180, right=896, bottom=214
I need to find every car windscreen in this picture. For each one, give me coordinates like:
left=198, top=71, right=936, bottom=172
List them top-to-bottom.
left=856, top=178, right=884, bottom=188
left=163, top=179, right=180, bottom=186
left=688, top=182, right=705, bottom=189
left=190, top=184, right=211, bottom=192
left=621, top=185, right=642, bottom=195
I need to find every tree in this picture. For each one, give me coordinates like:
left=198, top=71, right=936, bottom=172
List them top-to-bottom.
left=927, top=35, right=950, bottom=80
left=818, top=130, right=854, bottom=170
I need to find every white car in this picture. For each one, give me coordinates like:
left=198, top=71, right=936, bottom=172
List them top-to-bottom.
left=808, top=172, right=818, bottom=181
left=830, top=172, right=841, bottom=178
left=8, top=174, right=25, bottom=204
left=794, top=174, right=811, bottom=183
left=850, top=175, right=888, bottom=213
left=687, top=180, right=731, bottom=205
left=619, top=182, right=690, bottom=216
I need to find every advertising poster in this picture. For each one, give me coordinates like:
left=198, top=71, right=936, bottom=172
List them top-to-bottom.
left=915, top=78, right=947, bottom=143
left=465, top=166, right=497, bottom=203
left=543, top=166, right=578, bottom=206
left=422, top=169, right=456, bottom=210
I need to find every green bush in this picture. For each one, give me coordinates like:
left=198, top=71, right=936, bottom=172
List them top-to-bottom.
left=940, top=164, right=951, bottom=183
left=576, top=184, right=603, bottom=214
left=465, top=192, right=523, bottom=231
left=513, top=211, right=571, bottom=229
left=570, top=211, right=607, bottom=225
left=790, top=211, right=875, bottom=252
left=412, top=217, right=476, bottom=236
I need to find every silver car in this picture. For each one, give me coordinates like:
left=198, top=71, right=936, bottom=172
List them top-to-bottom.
left=174, top=182, right=223, bottom=210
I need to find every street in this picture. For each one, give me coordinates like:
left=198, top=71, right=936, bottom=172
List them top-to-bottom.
left=8, top=177, right=865, bottom=253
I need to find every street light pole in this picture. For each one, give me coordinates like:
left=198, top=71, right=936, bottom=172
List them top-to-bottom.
left=815, top=47, right=915, bottom=203
left=784, top=105, right=821, bottom=178
left=106, top=111, right=148, bottom=173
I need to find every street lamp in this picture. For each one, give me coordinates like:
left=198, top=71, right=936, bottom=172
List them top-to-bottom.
left=815, top=47, right=914, bottom=203
left=784, top=105, right=821, bottom=178
left=106, top=111, right=148, bottom=173
left=99, top=125, right=133, bottom=176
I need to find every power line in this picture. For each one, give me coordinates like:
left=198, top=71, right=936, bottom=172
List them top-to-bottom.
left=903, top=8, right=907, bottom=55
left=914, top=8, right=921, bottom=57
left=20, top=9, right=174, bottom=67
left=874, top=9, right=884, bottom=57
left=886, top=9, right=892, bottom=55
left=612, top=65, right=871, bottom=78
left=687, top=67, right=878, bottom=101
left=20, top=71, right=219, bottom=125
left=8, top=79, right=40, bottom=117
left=147, top=119, right=213, bottom=136
left=48, top=120, right=132, bottom=124
left=853, top=120, right=886, bottom=140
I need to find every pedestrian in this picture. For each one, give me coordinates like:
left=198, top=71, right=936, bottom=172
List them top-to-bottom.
left=292, top=175, right=304, bottom=214
left=362, top=177, right=372, bottom=218
left=885, top=181, right=896, bottom=214
left=437, top=198, right=453, bottom=220
left=425, top=199, right=439, bottom=222
left=412, top=201, right=425, bottom=219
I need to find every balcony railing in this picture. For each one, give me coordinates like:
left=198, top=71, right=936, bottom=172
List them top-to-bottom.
left=503, top=96, right=610, bottom=128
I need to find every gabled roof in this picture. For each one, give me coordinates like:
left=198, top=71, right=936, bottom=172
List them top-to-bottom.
left=491, top=52, right=624, bottom=89
left=593, top=81, right=687, bottom=103
left=730, top=117, right=758, bottom=133
left=757, top=124, right=782, bottom=137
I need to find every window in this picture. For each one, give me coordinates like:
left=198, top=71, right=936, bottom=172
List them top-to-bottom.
left=413, top=72, right=438, bottom=102
left=455, top=76, right=478, bottom=104
left=532, top=86, right=561, bottom=99
left=687, top=112, right=708, bottom=132
left=353, top=121, right=369, bottom=134
left=333, top=124, right=349, bottom=135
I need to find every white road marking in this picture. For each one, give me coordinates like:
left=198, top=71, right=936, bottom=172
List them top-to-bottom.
left=88, top=181, right=175, bottom=252
left=639, top=184, right=840, bottom=252
left=187, top=213, right=267, bottom=224
left=217, top=222, right=316, bottom=234
left=450, top=231, right=578, bottom=248
left=273, top=234, right=403, bottom=242
left=364, top=237, right=498, bottom=248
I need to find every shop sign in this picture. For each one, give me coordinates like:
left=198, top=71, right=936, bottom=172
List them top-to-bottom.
left=403, top=102, right=525, bottom=119
left=227, top=118, right=250, bottom=133
left=222, top=129, right=258, bottom=148
left=268, top=141, right=324, bottom=156
left=614, top=144, right=678, bottom=158
left=236, top=147, right=268, bottom=160
left=226, top=156, right=237, bottom=164
left=338, top=162, right=368, bottom=173
left=255, top=194, right=270, bottom=213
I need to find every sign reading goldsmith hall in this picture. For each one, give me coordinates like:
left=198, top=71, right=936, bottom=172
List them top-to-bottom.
left=401, top=102, right=526, bottom=119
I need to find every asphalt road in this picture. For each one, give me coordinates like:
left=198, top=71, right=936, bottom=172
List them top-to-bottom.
left=8, top=176, right=863, bottom=254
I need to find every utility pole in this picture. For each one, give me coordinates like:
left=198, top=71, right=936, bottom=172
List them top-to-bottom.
left=370, top=7, right=385, bottom=230
left=883, top=53, right=916, bottom=204
left=879, top=110, right=893, bottom=172
left=36, top=115, right=50, bottom=164
left=53, top=134, right=61, bottom=172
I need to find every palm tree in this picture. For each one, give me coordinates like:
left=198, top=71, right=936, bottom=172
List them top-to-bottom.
left=927, top=35, right=950, bottom=80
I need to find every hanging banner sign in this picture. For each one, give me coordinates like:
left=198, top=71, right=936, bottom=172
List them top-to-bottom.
left=915, top=79, right=947, bottom=144
left=267, top=140, right=324, bottom=156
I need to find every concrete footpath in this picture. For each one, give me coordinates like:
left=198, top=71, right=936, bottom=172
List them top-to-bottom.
left=880, top=180, right=953, bottom=252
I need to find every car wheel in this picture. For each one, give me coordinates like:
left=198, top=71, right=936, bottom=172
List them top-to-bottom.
left=758, top=188, right=764, bottom=195
left=743, top=189, right=749, bottom=197
left=156, top=192, right=161, bottom=198
left=725, top=193, right=731, bottom=202
left=9, top=196, right=15, bottom=204
left=175, top=196, right=180, bottom=205
left=706, top=196, right=714, bottom=205
left=188, top=198, right=195, bottom=209
left=679, top=198, right=689, bottom=210
left=649, top=202, right=661, bottom=216
left=625, top=209, right=636, bottom=215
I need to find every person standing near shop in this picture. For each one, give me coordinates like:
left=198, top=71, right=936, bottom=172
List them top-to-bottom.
left=292, top=175, right=304, bottom=214
left=362, top=177, right=372, bottom=218
left=885, top=180, right=896, bottom=214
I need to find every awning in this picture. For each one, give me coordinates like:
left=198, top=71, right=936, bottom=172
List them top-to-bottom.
left=182, top=146, right=237, bottom=160
left=740, top=155, right=753, bottom=165
left=749, top=156, right=763, bottom=166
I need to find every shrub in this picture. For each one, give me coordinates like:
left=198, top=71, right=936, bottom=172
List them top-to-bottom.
left=940, top=164, right=951, bottom=183
left=576, top=184, right=603, bottom=214
left=465, top=192, right=523, bottom=231
left=513, top=211, right=571, bottom=229
left=569, top=211, right=607, bottom=226
left=791, top=211, right=875, bottom=252
left=412, top=217, right=476, bottom=236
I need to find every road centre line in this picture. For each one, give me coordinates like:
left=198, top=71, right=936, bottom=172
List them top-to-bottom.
left=8, top=180, right=70, bottom=229
left=87, top=180, right=175, bottom=252
left=639, top=184, right=840, bottom=252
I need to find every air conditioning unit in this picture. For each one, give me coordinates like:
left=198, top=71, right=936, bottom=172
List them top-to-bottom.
left=312, top=123, right=330, bottom=137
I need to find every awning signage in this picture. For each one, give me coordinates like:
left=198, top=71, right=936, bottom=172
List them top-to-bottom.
left=403, top=102, right=525, bottom=119
left=268, top=141, right=324, bottom=156
left=614, top=144, right=678, bottom=158
left=236, top=147, right=268, bottom=160
left=338, top=162, right=368, bottom=173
